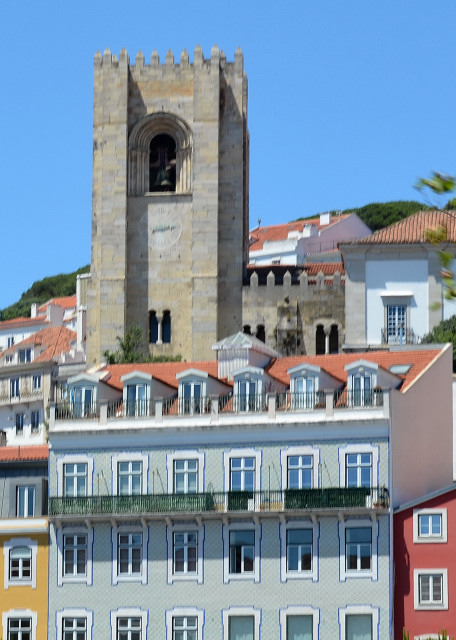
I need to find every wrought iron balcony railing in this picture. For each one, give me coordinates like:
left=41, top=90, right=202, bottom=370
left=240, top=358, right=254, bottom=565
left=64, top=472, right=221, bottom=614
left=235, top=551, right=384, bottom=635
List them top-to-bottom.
left=381, top=328, right=418, bottom=345
left=0, top=389, right=44, bottom=404
left=49, top=487, right=389, bottom=518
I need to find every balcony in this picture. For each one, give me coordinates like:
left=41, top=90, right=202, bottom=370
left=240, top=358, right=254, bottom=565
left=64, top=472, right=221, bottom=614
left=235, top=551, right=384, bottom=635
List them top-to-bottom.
left=381, top=328, right=418, bottom=345
left=53, top=388, right=387, bottom=423
left=0, top=390, right=43, bottom=405
left=49, top=487, right=389, bottom=519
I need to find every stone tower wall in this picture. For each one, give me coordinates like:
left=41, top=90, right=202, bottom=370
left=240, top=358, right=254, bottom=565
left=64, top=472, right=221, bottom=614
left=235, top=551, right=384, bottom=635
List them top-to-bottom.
left=87, top=46, right=248, bottom=364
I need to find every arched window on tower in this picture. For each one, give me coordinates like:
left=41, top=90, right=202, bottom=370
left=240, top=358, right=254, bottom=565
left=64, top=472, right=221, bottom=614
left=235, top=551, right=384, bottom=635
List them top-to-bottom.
left=149, top=134, right=176, bottom=192
left=162, top=310, right=171, bottom=344
left=149, top=311, right=158, bottom=344
left=329, top=324, right=339, bottom=354
left=243, top=325, right=252, bottom=335
left=256, top=325, right=265, bottom=343
left=315, top=325, right=325, bottom=355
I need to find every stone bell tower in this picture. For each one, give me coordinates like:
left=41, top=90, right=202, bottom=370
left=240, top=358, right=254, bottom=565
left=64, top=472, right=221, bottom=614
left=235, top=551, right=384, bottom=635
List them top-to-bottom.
left=86, top=45, right=249, bottom=364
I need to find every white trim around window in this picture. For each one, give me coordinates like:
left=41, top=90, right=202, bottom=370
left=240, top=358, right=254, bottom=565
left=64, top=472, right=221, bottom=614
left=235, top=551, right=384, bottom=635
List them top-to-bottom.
left=338, top=444, right=379, bottom=488
left=281, top=446, right=320, bottom=489
left=223, top=448, right=261, bottom=493
left=167, top=450, right=205, bottom=494
left=111, top=452, right=149, bottom=496
left=57, top=455, right=94, bottom=497
left=413, top=508, right=447, bottom=543
left=339, top=518, right=378, bottom=581
left=223, top=520, right=261, bottom=584
left=280, top=520, right=319, bottom=582
left=166, top=522, right=204, bottom=584
left=112, top=523, right=148, bottom=586
left=57, top=526, right=93, bottom=586
left=3, top=537, right=37, bottom=589
left=414, top=569, right=448, bottom=610
left=338, top=605, right=379, bottom=640
left=279, top=606, right=320, bottom=640
left=165, top=607, right=204, bottom=640
left=222, top=607, right=261, bottom=640
left=110, top=608, right=148, bottom=640
left=56, top=609, right=93, bottom=640
left=2, top=610, right=38, bottom=640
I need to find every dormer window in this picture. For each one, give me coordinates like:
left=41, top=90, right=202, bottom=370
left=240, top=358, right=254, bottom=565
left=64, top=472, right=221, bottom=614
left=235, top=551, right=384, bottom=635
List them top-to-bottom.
left=19, top=348, right=32, bottom=363
left=345, top=361, right=378, bottom=407
left=288, top=364, right=321, bottom=409
left=232, top=367, right=264, bottom=413
left=177, top=370, right=209, bottom=416
left=121, top=372, right=152, bottom=418
left=73, top=386, right=95, bottom=418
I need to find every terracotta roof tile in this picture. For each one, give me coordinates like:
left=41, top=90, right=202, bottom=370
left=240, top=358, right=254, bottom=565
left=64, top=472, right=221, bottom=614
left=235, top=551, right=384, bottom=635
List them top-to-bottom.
left=347, top=210, right=456, bottom=245
left=249, top=215, right=351, bottom=251
left=38, top=295, right=77, bottom=312
left=0, top=315, right=47, bottom=329
left=1, top=326, right=77, bottom=362
left=266, top=348, right=444, bottom=392
left=104, top=361, right=220, bottom=391
left=0, top=444, right=49, bottom=462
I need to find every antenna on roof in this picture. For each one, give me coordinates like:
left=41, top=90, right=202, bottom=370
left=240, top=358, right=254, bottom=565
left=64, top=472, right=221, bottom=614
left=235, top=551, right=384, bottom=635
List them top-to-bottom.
left=257, top=218, right=261, bottom=228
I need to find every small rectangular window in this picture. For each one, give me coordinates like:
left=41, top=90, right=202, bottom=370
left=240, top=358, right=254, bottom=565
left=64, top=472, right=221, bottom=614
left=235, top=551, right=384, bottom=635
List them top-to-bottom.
left=19, top=349, right=32, bottom=363
left=32, top=374, right=41, bottom=390
left=10, top=378, right=20, bottom=398
left=31, top=411, right=40, bottom=434
left=15, top=413, right=25, bottom=435
left=346, top=453, right=372, bottom=488
left=288, top=455, right=313, bottom=489
left=230, top=457, right=255, bottom=492
left=174, top=459, right=198, bottom=494
left=118, top=461, right=142, bottom=496
left=63, top=463, right=87, bottom=497
left=17, top=486, right=34, bottom=517
left=419, top=513, right=442, bottom=537
left=345, top=527, right=372, bottom=571
left=229, top=529, right=255, bottom=574
left=286, top=529, right=312, bottom=573
left=173, top=531, right=197, bottom=574
left=118, top=532, right=142, bottom=577
left=63, top=534, right=87, bottom=577
left=9, top=546, right=32, bottom=581
left=419, top=573, right=443, bottom=604
left=345, top=614, right=372, bottom=640
left=286, top=615, right=313, bottom=640
left=173, top=616, right=197, bottom=640
left=229, top=616, right=254, bottom=640
left=117, top=617, right=141, bottom=640
left=8, top=618, right=32, bottom=640
left=63, top=618, right=87, bottom=640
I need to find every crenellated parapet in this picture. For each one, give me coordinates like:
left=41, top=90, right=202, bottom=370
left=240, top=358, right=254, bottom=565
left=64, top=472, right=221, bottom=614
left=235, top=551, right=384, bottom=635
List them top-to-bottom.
left=93, top=45, right=244, bottom=75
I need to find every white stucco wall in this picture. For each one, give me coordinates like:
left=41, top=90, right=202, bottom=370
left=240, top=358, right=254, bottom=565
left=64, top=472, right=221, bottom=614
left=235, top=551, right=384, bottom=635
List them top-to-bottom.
left=365, top=258, right=429, bottom=343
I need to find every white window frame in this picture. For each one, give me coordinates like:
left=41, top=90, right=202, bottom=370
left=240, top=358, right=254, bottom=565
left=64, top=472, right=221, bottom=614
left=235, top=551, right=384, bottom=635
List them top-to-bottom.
left=32, top=375, right=41, bottom=390
left=10, top=377, right=20, bottom=398
left=30, top=411, right=40, bottom=434
left=339, top=445, right=379, bottom=489
left=281, top=446, right=320, bottom=490
left=224, top=448, right=261, bottom=494
left=167, top=451, right=205, bottom=494
left=112, top=453, right=148, bottom=496
left=57, top=455, right=94, bottom=497
left=16, top=486, right=34, bottom=517
left=413, top=508, right=447, bottom=543
left=339, top=518, right=378, bottom=581
left=280, top=520, right=319, bottom=582
left=223, top=521, right=261, bottom=583
left=167, top=523, right=204, bottom=584
left=112, top=524, right=148, bottom=585
left=57, top=526, right=93, bottom=586
left=3, top=538, right=37, bottom=589
left=414, top=569, right=448, bottom=610
left=339, top=605, right=379, bottom=640
left=279, top=606, right=320, bottom=640
left=165, top=607, right=204, bottom=640
left=222, top=607, right=261, bottom=640
left=110, top=608, right=148, bottom=640
left=56, top=609, right=93, bottom=640
left=2, top=610, right=37, bottom=640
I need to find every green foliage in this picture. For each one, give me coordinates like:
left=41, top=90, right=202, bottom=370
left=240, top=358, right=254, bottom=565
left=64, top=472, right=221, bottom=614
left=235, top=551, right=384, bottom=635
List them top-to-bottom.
left=416, top=171, right=456, bottom=194
left=341, top=200, right=432, bottom=232
left=0, top=265, right=90, bottom=321
left=422, top=315, right=456, bottom=371
left=103, top=324, right=182, bottom=364
left=403, top=631, right=453, bottom=640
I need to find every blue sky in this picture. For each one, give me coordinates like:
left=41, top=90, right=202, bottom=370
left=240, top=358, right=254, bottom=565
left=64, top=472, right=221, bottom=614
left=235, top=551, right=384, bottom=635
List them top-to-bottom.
left=1, top=0, right=455, bottom=309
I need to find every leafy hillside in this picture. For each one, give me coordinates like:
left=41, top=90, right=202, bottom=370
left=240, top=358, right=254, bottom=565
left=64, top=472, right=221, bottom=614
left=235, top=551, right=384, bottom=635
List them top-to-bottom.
left=341, top=200, right=433, bottom=232
left=0, top=266, right=90, bottom=321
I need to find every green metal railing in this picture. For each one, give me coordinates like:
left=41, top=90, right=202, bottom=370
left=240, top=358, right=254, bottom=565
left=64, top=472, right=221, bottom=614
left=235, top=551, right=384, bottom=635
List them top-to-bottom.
left=49, top=487, right=389, bottom=517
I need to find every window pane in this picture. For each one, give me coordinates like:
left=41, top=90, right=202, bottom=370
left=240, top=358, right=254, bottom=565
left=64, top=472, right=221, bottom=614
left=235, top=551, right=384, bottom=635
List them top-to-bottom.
left=346, top=614, right=372, bottom=640
left=287, top=615, right=313, bottom=640
left=229, top=616, right=254, bottom=640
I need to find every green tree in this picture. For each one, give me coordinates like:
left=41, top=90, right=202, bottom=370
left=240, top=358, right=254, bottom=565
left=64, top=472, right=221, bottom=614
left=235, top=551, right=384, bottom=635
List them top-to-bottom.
left=421, top=315, right=456, bottom=371
left=103, top=324, right=182, bottom=364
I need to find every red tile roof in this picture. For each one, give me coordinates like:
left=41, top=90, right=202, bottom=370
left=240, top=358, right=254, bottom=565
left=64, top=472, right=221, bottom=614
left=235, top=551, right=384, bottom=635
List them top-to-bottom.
left=348, top=210, right=456, bottom=245
left=249, top=215, right=351, bottom=251
left=38, top=295, right=77, bottom=312
left=0, top=315, right=47, bottom=329
left=1, top=325, right=77, bottom=362
left=266, top=348, right=444, bottom=392
left=104, top=361, right=221, bottom=391
left=0, top=444, right=49, bottom=462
